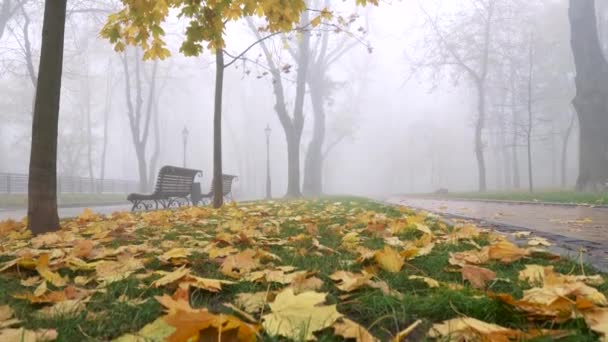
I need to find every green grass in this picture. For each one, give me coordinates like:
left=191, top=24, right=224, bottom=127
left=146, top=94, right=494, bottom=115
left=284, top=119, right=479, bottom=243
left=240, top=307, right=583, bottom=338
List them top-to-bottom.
left=420, top=190, right=608, bottom=205
left=0, top=193, right=128, bottom=208
left=0, top=198, right=606, bottom=341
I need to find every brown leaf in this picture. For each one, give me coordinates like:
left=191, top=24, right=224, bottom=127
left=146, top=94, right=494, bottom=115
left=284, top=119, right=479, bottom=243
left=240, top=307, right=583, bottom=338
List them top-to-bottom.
left=488, top=240, right=529, bottom=263
left=461, top=265, right=496, bottom=289
left=332, top=318, right=378, bottom=342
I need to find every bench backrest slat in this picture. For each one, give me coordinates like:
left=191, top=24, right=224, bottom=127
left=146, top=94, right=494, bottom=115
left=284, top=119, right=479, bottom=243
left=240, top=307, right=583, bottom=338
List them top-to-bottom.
left=153, top=166, right=201, bottom=196
left=209, top=174, right=237, bottom=196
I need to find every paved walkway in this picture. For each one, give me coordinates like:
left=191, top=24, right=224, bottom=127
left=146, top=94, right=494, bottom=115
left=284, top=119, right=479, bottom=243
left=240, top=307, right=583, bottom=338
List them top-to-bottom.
left=385, top=196, right=608, bottom=270
left=0, top=204, right=132, bottom=221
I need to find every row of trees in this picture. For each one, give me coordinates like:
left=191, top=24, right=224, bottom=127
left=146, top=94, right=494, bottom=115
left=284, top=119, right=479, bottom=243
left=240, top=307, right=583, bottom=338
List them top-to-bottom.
left=412, top=0, right=606, bottom=193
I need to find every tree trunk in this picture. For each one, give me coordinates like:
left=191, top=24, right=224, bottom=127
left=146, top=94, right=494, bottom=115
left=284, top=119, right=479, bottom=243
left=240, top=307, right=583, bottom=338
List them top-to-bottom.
left=0, top=0, right=12, bottom=40
left=27, top=0, right=67, bottom=235
left=569, top=0, right=608, bottom=192
left=286, top=24, right=311, bottom=198
left=526, top=38, right=534, bottom=193
left=212, top=49, right=224, bottom=208
left=99, top=60, right=112, bottom=193
left=510, top=63, right=521, bottom=189
left=303, top=70, right=325, bottom=196
left=85, top=71, right=95, bottom=192
left=474, top=82, right=487, bottom=192
left=148, top=97, right=161, bottom=183
left=561, top=110, right=576, bottom=188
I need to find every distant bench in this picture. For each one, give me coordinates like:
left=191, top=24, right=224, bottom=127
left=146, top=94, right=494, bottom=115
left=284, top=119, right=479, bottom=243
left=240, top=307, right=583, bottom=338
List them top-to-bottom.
left=127, top=166, right=201, bottom=211
left=128, top=166, right=238, bottom=211
left=192, top=174, right=238, bottom=205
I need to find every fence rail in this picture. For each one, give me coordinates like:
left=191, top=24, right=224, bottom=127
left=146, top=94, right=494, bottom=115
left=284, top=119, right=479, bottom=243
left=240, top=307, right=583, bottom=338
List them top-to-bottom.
left=0, top=173, right=139, bottom=194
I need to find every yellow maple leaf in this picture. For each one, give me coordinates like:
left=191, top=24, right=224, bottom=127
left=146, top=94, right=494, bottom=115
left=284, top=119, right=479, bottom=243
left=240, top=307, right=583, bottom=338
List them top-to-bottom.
left=374, top=246, right=404, bottom=273
left=35, top=254, right=67, bottom=288
left=152, top=266, right=190, bottom=288
left=262, top=288, right=342, bottom=341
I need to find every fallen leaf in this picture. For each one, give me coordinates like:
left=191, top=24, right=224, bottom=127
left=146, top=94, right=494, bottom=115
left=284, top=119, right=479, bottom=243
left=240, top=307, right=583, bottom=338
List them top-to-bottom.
left=488, top=240, right=529, bottom=263
left=374, top=246, right=404, bottom=273
left=220, top=249, right=260, bottom=278
left=35, top=254, right=67, bottom=288
left=461, top=265, right=496, bottom=289
left=152, top=266, right=190, bottom=288
left=330, top=271, right=373, bottom=292
left=180, top=274, right=235, bottom=293
left=408, top=275, right=440, bottom=288
left=262, top=288, right=342, bottom=341
left=234, top=292, right=271, bottom=314
left=36, top=300, right=86, bottom=319
left=582, top=307, right=608, bottom=339
left=332, top=318, right=378, bottom=342
left=0, top=328, right=57, bottom=342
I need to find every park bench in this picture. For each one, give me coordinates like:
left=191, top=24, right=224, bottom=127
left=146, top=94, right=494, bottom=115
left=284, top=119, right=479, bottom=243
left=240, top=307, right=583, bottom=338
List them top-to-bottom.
left=127, top=165, right=201, bottom=211
left=192, top=174, right=238, bottom=205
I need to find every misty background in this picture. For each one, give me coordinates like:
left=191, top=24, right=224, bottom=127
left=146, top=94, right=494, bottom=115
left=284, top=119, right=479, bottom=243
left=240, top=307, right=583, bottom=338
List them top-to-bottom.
left=0, top=0, right=596, bottom=199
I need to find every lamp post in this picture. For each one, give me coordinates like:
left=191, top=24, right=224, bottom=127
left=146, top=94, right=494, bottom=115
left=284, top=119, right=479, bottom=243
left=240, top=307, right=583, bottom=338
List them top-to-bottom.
left=265, top=124, right=272, bottom=199
left=182, top=126, right=189, bottom=168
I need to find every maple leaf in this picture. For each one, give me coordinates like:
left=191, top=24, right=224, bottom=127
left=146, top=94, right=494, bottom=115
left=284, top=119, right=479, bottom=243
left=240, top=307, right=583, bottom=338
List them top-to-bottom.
left=488, top=240, right=529, bottom=263
left=374, top=246, right=404, bottom=273
left=158, top=248, right=191, bottom=265
left=449, top=248, right=490, bottom=266
left=220, top=249, right=260, bottom=278
left=35, top=254, right=67, bottom=288
left=95, top=256, right=144, bottom=284
left=461, top=265, right=496, bottom=289
left=152, top=266, right=190, bottom=288
left=330, top=271, right=373, bottom=292
left=290, top=274, right=324, bottom=294
left=262, top=288, right=342, bottom=341
left=234, top=292, right=272, bottom=314
left=35, top=299, right=87, bottom=319
left=582, top=307, right=608, bottom=340
left=163, top=309, right=258, bottom=342
left=113, top=317, right=176, bottom=342
left=429, top=317, right=570, bottom=341
left=332, top=318, right=378, bottom=342
left=0, top=328, right=58, bottom=342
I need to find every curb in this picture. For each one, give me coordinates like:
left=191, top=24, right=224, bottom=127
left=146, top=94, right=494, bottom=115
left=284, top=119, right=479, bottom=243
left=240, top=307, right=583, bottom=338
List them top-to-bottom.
left=400, top=195, right=608, bottom=209
left=0, top=201, right=130, bottom=211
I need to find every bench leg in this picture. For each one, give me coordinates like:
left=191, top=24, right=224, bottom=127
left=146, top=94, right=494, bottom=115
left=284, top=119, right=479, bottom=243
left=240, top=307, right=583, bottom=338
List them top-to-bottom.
left=129, top=200, right=138, bottom=212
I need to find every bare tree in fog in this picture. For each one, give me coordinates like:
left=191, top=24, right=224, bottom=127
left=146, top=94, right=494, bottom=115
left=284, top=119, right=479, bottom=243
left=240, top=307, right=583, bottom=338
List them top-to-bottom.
left=0, top=0, right=22, bottom=41
left=411, top=0, right=503, bottom=192
left=569, top=0, right=608, bottom=192
left=302, top=9, right=368, bottom=196
left=248, top=14, right=311, bottom=198
left=120, top=48, right=158, bottom=192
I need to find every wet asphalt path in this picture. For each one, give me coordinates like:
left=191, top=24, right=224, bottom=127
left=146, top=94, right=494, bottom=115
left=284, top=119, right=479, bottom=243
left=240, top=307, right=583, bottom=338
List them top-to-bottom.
left=385, top=196, right=608, bottom=270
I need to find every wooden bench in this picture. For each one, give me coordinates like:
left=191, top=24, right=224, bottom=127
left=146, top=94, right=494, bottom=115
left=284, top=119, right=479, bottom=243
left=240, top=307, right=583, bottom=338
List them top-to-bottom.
left=127, top=166, right=202, bottom=211
left=193, top=174, right=238, bottom=205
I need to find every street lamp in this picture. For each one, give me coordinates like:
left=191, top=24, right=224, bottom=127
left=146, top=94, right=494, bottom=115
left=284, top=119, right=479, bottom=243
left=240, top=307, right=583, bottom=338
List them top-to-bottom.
left=265, top=124, right=272, bottom=199
left=182, top=126, right=189, bottom=168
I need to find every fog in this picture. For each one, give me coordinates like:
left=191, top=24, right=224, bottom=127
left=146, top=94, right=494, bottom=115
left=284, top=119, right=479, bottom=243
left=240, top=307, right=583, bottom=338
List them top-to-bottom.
left=0, top=0, right=594, bottom=199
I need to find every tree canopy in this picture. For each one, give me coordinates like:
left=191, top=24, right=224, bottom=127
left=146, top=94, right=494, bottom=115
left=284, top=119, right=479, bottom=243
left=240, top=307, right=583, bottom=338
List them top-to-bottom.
left=101, top=0, right=376, bottom=59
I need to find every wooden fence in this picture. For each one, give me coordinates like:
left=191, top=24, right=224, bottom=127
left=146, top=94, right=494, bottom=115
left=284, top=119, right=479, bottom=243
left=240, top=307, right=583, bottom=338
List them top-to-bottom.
left=0, top=173, right=139, bottom=194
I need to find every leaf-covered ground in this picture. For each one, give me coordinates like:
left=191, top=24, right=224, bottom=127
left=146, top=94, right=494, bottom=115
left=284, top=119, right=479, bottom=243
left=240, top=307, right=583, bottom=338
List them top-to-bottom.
left=0, top=198, right=606, bottom=341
